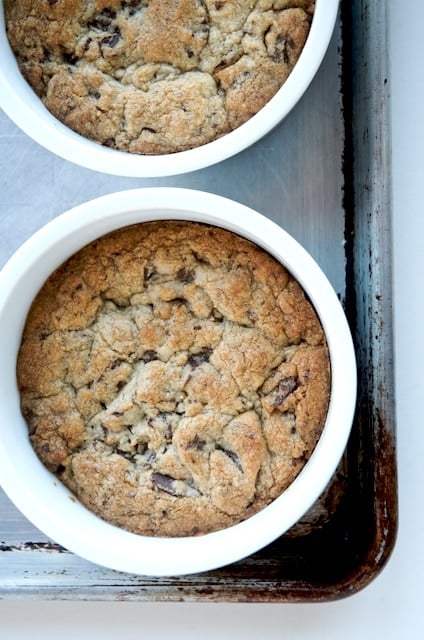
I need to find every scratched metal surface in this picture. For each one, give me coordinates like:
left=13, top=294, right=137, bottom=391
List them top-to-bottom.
left=0, top=0, right=397, bottom=601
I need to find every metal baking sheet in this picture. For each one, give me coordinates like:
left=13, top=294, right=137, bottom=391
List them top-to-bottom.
left=0, top=0, right=397, bottom=602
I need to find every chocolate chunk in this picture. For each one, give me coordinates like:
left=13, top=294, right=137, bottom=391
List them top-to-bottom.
left=123, top=0, right=141, bottom=5
left=88, top=9, right=117, bottom=32
left=102, top=29, right=121, bottom=48
left=271, top=34, right=291, bottom=65
left=83, top=37, right=92, bottom=52
left=62, top=51, right=78, bottom=65
left=232, top=70, right=250, bottom=88
left=192, top=250, right=209, bottom=265
left=143, top=266, right=157, bottom=281
left=176, top=267, right=195, bottom=283
left=169, top=297, right=186, bottom=306
left=211, top=308, right=223, bottom=322
left=187, top=347, right=212, bottom=368
left=141, top=350, right=158, bottom=363
left=110, top=358, right=124, bottom=370
left=272, top=376, right=298, bottom=407
left=148, top=412, right=174, bottom=442
left=158, top=412, right=173, bottom=432
left=187, top=436, right=206, bottom=451
left=136, top=442, right=148, bottom=455
left=216, top=444, right=243, bottom=473
left=115, top=447, right=134, bottom=461
left=139, top=447, right=156, bottom=467
left=151, top=472, right=202, bottom=498
left=152, top=472, right=178, bottom=495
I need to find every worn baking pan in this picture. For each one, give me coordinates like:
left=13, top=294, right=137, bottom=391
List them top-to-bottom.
left=0, top=0, right=396, bottom=601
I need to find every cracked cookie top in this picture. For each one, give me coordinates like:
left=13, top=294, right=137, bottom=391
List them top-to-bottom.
left=4, top=0, right=315, bottom=154
left=17, top=221, right=330, bottom=537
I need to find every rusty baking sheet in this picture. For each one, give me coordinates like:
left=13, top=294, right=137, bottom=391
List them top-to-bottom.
left=0, top=0, right=397, bottom=601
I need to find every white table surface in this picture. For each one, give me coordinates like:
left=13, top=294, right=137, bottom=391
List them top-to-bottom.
left=1, top=0, right=422, bottom=636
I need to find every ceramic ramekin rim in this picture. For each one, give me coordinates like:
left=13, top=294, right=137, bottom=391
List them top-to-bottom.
left=0, top=0, right=340, bottom=177
left=0, top=187, right=356, bottom=576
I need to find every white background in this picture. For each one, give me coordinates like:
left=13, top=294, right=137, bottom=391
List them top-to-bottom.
left=1, top=0, right=423, bottom=636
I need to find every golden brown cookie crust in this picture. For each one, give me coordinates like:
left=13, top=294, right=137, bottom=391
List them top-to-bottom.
left=4, top=0, right=315, bottom=154
left=17, top=221, right=330, bottom=537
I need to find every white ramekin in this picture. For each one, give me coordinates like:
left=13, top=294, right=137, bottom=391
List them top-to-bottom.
left=0, top=1, right=339, bottom=177
left=0, top=188, right=356, bottom=576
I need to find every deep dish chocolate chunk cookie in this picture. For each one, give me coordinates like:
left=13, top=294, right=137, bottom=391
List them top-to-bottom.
left=4, top=0, right=315, bottom=154
left=17, top=221, right=330, bottom=537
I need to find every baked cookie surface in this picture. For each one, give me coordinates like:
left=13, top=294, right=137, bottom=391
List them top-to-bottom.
left=5, top=0, right=315, bottom=153
left=17, top=221, right=330, bottom=536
